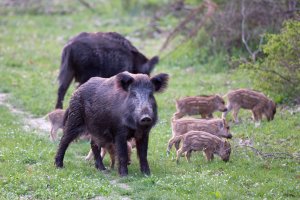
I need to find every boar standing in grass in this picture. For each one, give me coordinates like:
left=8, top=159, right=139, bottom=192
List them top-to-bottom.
left=56, top=31, right=159, bottom=109
left=55, top=71, right=169, bottom=176
left=222, top=89, right=276, bottom=123
left=174, top=95, right=227, bottom=119
left=167, top=117, right=232, bottom=155
left=168, top=131, right=231, bottom=163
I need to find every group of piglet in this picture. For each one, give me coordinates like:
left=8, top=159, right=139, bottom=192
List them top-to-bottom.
left=47, top=31, right=276, bottom=177
left=167, top=89, right=276, bottom=164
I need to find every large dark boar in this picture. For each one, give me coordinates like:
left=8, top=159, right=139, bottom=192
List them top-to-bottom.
left=55, top=32, right=159, bottom=109
left=55, top=71, right=169, bottom=176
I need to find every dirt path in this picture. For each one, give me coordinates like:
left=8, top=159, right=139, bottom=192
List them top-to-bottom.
left=0, top=93, right=132, bottom=200
left=0, top=93, right=51, bottom=135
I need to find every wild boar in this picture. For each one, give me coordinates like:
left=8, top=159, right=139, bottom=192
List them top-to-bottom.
left=55, top=31, right=159, bottom=109
left=54, top=71, right=169, bottom=176
left=222, top=89, right=276, bottom=123
left=174, top=95, right=227, bottom=119
left=167, top=117, right=232, bottom=155
left=168, top=131, right=231, bottom=163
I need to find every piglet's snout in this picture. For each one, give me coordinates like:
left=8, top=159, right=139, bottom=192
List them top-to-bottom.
left=139, top=114, right=153, bottom=126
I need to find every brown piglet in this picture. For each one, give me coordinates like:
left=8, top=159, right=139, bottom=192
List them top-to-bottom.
left=222, top=89, right=276, bottom=123
left=174, top=95, right=227, bottom=119
left=168, top=131, right=231, bottom=163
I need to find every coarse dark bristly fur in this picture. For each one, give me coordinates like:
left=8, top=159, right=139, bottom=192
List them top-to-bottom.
left=55, top=31, right=159, bottom=109
left=54, top=71, right=169, bottom=176
left=222, top=88, right=276, bottom=123
left=174, top=95, right=227, bottom=119
left=168, top=131, right=231, bottom=164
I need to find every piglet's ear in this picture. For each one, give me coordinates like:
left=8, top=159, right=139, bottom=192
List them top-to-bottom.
left=116, top=71, right=134, bottom=91
left=150, top=73, right=169, bottom=93
left=218, top=120, right=224, bottom=129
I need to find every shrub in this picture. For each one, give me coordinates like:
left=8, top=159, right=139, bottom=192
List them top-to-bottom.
left=241, top=20, right=300, bottom=103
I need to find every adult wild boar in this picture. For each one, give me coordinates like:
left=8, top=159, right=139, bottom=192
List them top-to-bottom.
left=55, top=32, right=159, bottom=109
left=55, top=71, right=169, bottom=176
left=222, top=89, right=276, bottom=123
left=174, top=95, right=227, bottom=119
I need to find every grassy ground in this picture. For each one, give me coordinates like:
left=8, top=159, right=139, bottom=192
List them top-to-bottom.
left=0, top=4, right=299, bottom=200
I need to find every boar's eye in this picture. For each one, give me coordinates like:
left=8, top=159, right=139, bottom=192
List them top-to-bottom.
left=131, top=91, right=138, bottom=98
left=148, top=93, right=154, bottom=99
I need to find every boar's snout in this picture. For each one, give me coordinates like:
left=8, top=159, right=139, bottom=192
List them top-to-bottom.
left=222, top=108, right=228, bottom=112
left=139, top=114, right=153, bottom=126
left=227, top=133, right=233, bottom=139
left=223, top=157, right=230, bottom=162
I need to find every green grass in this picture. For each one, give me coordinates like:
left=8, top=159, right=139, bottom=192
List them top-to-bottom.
left=0, top=3, right=299, bottom=200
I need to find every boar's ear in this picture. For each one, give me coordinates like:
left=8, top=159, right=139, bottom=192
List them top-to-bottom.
left=140, top=56, right=159, bottom=75
left=116, top=72, right=134, bottom=91
left=150, top=73, right=169, bottom=93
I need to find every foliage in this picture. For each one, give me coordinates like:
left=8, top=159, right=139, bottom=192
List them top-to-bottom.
left=241, top=20, right=300, bottom=103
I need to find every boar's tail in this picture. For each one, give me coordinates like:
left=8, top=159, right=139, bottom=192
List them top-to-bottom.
left=56, top=46, right=74, bottom=109
left=58, top=46, right=74, bottom=84
left=62, top=108, right=69, bottom=126
left=167, top=135, right=184, bottom=156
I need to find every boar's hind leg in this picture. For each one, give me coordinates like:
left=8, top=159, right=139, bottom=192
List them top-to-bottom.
left=55, top=125, right=85, bottom=168
left=136, top=133, right=150, bottom=175
left=91, top=140, right=106, bottom=170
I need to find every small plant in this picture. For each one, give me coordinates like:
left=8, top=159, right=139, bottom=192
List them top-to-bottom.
left=241, top=20, right=300, bottom=103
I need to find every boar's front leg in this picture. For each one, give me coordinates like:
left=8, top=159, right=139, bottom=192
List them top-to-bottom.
left=115, top=131, right=129, bottom=176
left=136, top=132, right=150, bottom=175
left=91, top=139, right=106, bottom=171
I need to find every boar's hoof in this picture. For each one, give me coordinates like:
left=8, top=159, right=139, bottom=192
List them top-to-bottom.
left=55, top=160, right=64, bottom=168
left=119, top=167, right=129, bottom=177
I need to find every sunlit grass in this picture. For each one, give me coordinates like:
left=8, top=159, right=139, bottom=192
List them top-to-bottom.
left=0, top=4, right=299, bottom=199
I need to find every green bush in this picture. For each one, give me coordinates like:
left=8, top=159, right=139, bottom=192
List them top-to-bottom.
left=241, top=20, right=300, bottom=103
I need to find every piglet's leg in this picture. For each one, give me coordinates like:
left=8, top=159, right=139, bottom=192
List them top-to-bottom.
left=136, top=133, right=150, bottom=175
left=91, top=140, right=105, bottom=171
left=185, top=150, right=192, bottom=163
